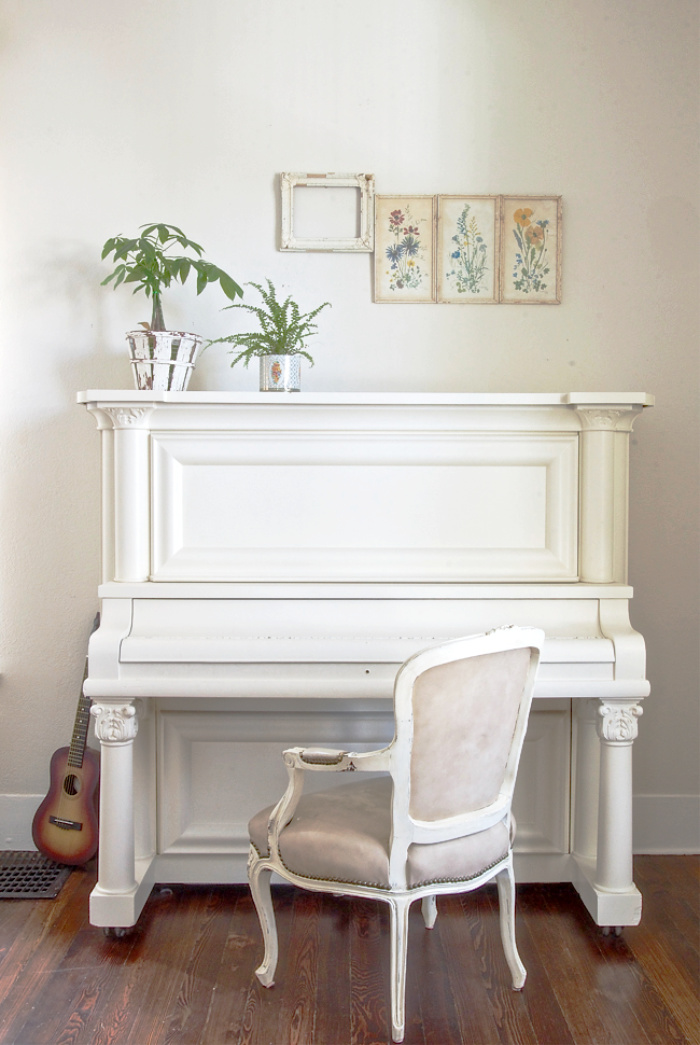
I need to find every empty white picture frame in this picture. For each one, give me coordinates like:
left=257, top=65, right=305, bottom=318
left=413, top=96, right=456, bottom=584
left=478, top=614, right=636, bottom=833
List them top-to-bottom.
left=280, top=172, right=375, bottom=252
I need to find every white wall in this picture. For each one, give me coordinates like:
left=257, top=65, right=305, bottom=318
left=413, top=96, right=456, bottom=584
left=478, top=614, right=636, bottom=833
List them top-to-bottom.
left=0, top=0, right=697, bottom=850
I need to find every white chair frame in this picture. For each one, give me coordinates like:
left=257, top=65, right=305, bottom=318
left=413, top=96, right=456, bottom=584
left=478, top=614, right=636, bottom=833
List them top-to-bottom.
left=247, top=626, right=543, bottom=1043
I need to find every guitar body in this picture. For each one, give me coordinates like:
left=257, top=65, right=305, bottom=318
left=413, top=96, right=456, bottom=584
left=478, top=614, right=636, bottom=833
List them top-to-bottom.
left=32, top=745, right=100, bottom=865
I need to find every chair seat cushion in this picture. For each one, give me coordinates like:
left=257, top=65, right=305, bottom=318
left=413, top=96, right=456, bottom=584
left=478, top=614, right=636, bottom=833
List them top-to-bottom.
left=248, top=776, right=510, bottom=890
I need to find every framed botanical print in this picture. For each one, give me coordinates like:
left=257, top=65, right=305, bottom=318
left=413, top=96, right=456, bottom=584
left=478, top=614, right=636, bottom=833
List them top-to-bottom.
left=374, top=195, right=436, bottom=303
left=437, top=196, right=500, bottom=303
left=501, top=196, right=562, bottom=304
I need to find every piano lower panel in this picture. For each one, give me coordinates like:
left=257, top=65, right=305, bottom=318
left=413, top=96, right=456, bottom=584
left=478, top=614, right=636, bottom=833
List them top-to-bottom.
left=125, top=696, right=572, bottom=879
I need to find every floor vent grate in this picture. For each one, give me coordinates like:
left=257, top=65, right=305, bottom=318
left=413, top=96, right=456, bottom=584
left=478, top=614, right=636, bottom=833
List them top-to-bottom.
left=0, top=851, right=72, bottom=899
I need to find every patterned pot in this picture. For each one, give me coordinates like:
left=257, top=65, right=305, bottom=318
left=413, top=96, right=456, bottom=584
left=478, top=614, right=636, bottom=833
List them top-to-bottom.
left=126, top=330, right=202, bottom=391
left=259, top=354, right=301, bottom=392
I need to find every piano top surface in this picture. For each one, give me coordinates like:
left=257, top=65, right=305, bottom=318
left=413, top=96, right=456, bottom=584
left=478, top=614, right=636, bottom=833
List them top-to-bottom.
left=78, top=390, right=655, bottom=407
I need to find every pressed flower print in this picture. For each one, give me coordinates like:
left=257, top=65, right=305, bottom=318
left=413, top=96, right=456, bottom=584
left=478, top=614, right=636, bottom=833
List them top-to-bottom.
left=374, top=196, right=435, bottom=302
left=437, top=196, right=499, bottom=303
left=501, top=196, right=561, bottom=303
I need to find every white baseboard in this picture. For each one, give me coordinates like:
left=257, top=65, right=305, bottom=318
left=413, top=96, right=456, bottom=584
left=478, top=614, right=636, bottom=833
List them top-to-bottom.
left=2, top=793, right=699, bottom=856
left=633, top=794, right=700, bottom=853
left=0, top=795, right=41, bottom=851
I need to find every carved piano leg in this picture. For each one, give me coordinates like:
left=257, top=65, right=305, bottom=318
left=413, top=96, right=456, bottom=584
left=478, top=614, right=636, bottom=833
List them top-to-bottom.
left=594, top=699, right=644, bottom=927
left=89, top=700, right=141, bottom=928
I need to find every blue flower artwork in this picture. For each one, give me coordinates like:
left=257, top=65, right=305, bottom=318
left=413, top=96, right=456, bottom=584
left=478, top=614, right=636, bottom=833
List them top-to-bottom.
left=444, top=203, right=490, bottom=295
left=383, top=208, right=426, bottom=292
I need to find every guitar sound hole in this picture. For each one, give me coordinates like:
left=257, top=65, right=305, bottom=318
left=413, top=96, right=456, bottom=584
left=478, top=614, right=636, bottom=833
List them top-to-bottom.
left=63, top=774, right=81, bottom=797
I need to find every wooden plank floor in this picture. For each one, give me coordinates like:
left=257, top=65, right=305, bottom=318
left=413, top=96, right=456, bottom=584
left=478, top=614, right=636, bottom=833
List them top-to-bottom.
left=0, top=856, right=697, bottom=1045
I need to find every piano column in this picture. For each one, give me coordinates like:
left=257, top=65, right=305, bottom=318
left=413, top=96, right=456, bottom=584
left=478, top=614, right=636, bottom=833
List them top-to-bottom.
left=577, top=404, right=645, bottom=916
left=90, top=406, right=153, bottom=912
left=107, top=406, right=153, bottom=584
left=596, top=700, right=643, bottom=895
left=89, top=701, right=138, bottom=897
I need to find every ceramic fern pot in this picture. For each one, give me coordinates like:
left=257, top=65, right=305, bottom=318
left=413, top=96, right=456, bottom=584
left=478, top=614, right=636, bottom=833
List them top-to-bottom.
left=127, top=330, right=203, bottom=391
left=259, top=354, right=301, bottom=392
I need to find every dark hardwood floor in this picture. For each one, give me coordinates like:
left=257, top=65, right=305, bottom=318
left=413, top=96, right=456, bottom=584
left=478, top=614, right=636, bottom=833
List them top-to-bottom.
left=0, top=856, right=697, bottom=1045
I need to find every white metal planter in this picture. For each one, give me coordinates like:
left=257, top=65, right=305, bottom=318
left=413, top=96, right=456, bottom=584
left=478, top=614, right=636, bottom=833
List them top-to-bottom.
left=126, top=331, right=203, bottom=391
left=259, top=354, right=301, bottom=392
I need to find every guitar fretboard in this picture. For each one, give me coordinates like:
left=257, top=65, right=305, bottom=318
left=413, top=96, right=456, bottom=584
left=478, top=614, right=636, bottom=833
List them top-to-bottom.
left=67, top=662, right=91, bottom=768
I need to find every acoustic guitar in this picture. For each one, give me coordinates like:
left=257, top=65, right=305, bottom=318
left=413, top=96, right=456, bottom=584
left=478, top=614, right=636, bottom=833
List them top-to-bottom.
left=32, top=618, right=100, bottom=865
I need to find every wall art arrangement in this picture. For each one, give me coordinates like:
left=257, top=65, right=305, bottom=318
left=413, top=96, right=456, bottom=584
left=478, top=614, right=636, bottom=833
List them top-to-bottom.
left=277, top=175, right=561, bottom=304
left=375, top=194, right=561, bottom=304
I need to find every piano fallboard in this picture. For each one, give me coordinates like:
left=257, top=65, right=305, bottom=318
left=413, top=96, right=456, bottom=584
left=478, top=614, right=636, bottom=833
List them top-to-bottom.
left=85, top=583, right=647, bottom=702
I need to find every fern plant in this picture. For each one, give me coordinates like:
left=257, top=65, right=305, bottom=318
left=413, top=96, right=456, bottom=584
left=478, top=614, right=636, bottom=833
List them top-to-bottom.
left=101, top=222, right=243, bottom=331
left=207, top=279, right=330, bottom=368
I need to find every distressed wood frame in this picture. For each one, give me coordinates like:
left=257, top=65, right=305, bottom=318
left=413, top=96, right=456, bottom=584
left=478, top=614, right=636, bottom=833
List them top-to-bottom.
left=280, top=172, right=375, bottom=252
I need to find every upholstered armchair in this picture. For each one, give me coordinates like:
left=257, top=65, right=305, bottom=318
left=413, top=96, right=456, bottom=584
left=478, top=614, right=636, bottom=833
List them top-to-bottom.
left=247, top=625, right=543, bottom=1043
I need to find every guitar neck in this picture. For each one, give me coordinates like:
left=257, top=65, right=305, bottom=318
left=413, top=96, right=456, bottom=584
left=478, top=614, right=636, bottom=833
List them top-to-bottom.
left=67, top=660, right=91, bottom=768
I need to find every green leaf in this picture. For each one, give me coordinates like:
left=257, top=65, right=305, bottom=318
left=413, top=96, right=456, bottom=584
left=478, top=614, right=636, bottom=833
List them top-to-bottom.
left=181, top=236, right=204, bottom=255
left=116, top=237, right=141, bottom=258
left=140, top=238, right=157, bottom=264
left=100, top=265, right=123, bottom=286
left=219, top=272, right=243, bottom=300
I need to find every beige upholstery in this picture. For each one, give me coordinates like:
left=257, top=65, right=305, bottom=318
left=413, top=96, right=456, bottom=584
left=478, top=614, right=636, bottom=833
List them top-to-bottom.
left=246, top=626, right=543, bottom=1043
left=409, top=647, right=531, bottom=819
left=249, top=777, right=510, bottom=889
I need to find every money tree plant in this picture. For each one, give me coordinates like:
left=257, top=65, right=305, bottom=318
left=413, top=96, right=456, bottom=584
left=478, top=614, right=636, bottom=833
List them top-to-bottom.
left=101, top=222, right=243, bottom=331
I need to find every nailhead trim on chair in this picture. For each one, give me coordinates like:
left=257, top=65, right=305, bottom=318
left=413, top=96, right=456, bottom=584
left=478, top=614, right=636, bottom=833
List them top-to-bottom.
left=250, top=841, right=391, bottom=889
left=250, top=842, right=509, bottom=892
left=408, top=850, right=509, bottom=890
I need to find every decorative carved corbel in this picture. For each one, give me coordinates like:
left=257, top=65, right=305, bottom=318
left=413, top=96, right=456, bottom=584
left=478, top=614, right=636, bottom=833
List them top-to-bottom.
left=575, top=406, right=643, bottom=433
left=103, top=407, right=151, bottom=430
left=596, top=700, right=643, bottom=743
left=90, top=702, right=138, bottom=744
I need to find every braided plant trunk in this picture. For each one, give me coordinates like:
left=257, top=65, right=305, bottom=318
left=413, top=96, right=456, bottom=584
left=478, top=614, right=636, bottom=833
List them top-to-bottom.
left=150, top=294, right=166, bottom=332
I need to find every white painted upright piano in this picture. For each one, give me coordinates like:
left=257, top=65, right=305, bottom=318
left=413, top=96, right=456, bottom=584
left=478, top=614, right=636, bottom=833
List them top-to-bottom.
left=78, top=391, right=653, bottom=933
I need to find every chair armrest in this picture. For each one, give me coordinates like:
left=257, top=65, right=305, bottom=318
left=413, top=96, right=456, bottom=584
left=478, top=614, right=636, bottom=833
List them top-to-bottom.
left=266, top=745, right=392, bottom=859
left=283, top=746, right=391, bottom=773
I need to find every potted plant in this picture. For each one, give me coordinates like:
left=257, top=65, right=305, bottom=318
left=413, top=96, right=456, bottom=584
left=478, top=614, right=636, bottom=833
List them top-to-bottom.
left=101, top=222, right=243, bottom=391
left=206, top=279, right=331, bottom=392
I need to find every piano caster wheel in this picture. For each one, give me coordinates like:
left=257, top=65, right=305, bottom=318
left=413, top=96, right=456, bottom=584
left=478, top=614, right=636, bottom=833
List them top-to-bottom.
left=601, top=925, right=623, bottom=937
left=103, top=926, right=131, bottom=939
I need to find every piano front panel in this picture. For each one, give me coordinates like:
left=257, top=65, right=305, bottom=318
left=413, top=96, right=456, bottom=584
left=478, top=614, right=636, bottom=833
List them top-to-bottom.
left=150, top=429, right=579, bottom=582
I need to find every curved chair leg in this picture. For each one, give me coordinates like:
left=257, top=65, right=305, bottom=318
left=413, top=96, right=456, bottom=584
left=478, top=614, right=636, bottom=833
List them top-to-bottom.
left=247, top=847, right=278, bottom=987
left=496, top=863, right=526, bottom=990
left=421, top=894, right=438, bottom=929
left=389, top=897, right=412, bottom=1043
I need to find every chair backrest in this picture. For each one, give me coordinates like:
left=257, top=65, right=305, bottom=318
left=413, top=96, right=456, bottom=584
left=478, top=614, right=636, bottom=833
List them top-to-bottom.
left=388, top=627, right=543, bottom=856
